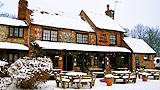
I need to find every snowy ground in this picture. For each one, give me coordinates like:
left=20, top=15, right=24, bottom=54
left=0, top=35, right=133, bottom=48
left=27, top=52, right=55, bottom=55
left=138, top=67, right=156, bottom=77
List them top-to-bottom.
left=1, top=77, right=160, bottom=90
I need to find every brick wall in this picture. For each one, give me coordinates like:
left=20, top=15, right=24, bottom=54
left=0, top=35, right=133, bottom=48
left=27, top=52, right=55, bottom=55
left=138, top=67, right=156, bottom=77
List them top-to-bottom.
left=18, top=0, right=31, bottom=24
left=80, top=10, right=124, bottom=46
left=30, top=25, right=97, bottom=45
left=96, top=29, right=123, bottom=46
left=132, top=54, right=155, bottom=70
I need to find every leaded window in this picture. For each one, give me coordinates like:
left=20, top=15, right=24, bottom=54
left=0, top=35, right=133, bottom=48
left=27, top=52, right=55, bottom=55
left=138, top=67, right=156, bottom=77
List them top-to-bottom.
left=9, top=27, right=24, bottom=38
left=43, top=29, right=58, bottom=41
left=76, top=33, right=88, bottom=44
left=110, top=33, right=117, bottom=45
left=8, top=53, right=18, bottom=62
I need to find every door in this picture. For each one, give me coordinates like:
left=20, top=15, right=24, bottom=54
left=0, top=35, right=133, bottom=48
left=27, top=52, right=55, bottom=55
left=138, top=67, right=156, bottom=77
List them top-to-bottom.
left=63, top=55, right=73, bottom=71
left=110, top=55, right=117, bottom=70
left=99, top=56, right=105, bottom=70
left=136, top=57, right=139, bottom=69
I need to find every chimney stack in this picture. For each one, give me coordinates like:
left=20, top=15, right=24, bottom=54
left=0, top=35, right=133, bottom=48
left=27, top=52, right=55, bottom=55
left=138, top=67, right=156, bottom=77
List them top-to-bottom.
left=18, top=0, right=31, bottom=24
left=105, top=4, right=114, bottom=19
left=107, top=4, right=110, bottom=11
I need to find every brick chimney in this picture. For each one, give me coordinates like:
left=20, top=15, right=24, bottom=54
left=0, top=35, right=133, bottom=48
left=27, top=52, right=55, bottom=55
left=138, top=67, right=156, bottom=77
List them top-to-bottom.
left=18, top=0, right=31, bottom=24
left=105, top=4, right=114, bottom=19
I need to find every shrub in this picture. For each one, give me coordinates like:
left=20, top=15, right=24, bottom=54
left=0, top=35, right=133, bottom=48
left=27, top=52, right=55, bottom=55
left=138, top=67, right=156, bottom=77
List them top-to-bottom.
left=8, top=56, right=53, bottom=89
left=0, top=60, right=9, bottom=77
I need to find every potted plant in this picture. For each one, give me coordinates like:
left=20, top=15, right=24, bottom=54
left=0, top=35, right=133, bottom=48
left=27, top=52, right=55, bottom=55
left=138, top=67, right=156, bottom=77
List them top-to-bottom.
left=142, top=73, right=148, bottom=81
left=105, top=74, right=113, bottom=86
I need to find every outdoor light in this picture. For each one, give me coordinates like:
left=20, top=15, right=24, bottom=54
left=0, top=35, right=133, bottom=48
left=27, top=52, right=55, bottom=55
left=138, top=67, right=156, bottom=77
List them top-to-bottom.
left=55, top=56, right=59, bottom=58
left=121, top=56, right=124, bottom=59
left=95, top=57, right=97, bottom=59
left=74, top=58, right=76, bottom=61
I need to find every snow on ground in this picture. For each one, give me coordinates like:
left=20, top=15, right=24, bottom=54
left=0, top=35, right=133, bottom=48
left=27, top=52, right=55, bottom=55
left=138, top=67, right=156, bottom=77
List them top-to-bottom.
left=2, top=77, right=160, bottom=90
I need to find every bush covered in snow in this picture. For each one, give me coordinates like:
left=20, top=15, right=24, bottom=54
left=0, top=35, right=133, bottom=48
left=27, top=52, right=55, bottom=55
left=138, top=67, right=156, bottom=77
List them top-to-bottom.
left=8, top=57, right=53, bottom=89
left=0, top=60, right=9, bottom=77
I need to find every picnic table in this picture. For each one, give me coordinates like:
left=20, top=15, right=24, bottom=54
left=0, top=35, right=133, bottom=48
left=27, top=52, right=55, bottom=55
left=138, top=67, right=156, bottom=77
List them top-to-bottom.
left=117, top=67, right=128, bottom=71
left=88, top=68, right=104, bottom=77
left=53, top=69, right=62, bottom=73
left=144, top=69, right=160, bottom=80
left=111, top=71, right=135, bottom=83
left=66, top=72, right=87, bottom=76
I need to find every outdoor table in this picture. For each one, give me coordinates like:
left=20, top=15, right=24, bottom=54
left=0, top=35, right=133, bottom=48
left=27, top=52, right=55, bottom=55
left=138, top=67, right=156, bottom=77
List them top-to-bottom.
left=88, top=68, right=103, bottom=72
left=117, top=68, right=128, bottom=71
left=53, top=69, right=62, bottom=73
left=144, top=69, right=159, bottom=72
left=144, top=69, right=160, bottom=79
left=111, top=71, right=131, bottom=83
left=112, top=71, right=131, bottom=74
left=66, top=72, right=87, bottom=86
left=66, top=72, right=87, bottom=76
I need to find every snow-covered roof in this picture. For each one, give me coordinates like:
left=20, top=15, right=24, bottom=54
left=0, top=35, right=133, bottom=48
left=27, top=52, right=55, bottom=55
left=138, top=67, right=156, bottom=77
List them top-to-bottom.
left=30, top=9, right=94, bottom=32
left=84, top=11, right=126, bottom=32
left=0, top=17, right=27, bottom=26
left=123, top=37, right=156, bottom=54
left=35, top=40, right=131, bottom=53
left=0, top=42, right=29, bottom=50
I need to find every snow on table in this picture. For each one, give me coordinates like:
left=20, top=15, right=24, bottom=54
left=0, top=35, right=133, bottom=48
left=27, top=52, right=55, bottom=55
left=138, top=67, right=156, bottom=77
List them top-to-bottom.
left=65, top=72, right=87, bottom=76
left=2, top=77, right=160, bottom=90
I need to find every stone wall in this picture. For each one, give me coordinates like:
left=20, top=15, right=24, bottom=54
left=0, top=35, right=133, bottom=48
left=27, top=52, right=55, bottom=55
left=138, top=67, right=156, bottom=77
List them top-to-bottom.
left=0, top=25, right=27, bottom=45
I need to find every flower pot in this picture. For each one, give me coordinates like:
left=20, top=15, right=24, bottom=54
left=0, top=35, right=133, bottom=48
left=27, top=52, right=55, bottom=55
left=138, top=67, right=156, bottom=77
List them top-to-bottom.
left=105, top=74, right=113, bottom=86
left=142, top=75, right=148, bottom=81
left=106, top=78, right=113, bottom=86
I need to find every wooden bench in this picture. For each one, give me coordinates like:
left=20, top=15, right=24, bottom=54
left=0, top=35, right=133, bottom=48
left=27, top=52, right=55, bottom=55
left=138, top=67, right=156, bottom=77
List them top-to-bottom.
left=73, top=74, right=95, bottom=89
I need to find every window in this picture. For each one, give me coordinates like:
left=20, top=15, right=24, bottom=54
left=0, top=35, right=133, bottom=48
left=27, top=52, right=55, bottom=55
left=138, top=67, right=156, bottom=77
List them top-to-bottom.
left=9, top=27, right=24, bottom=38
left=43, top=29, right=58, bottom=41
left=76, top=33, right=88, bottom=44
left=110, top=33, right=117, bottom=45
left=8, top=53, right=18, bottom=62
left=145, top=54, right=152, bottom=61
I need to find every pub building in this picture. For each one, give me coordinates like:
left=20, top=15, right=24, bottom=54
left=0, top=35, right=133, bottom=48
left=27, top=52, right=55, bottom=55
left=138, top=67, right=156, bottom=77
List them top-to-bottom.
left=0, top=0, right=156, bottom=72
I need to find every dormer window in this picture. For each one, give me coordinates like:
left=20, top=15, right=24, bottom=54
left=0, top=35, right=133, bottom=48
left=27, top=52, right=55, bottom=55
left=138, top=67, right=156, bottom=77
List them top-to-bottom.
left=9, top=26, right=24, bottom=38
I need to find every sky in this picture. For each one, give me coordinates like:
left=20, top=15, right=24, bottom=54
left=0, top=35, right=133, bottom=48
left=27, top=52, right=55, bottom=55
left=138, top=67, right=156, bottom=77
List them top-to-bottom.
left=0, top=0, right=160, bottom=30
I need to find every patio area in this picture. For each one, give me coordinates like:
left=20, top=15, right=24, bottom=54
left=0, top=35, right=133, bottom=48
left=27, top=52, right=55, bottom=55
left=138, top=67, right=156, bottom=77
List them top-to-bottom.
left=1, top=74, right=160, bottom=90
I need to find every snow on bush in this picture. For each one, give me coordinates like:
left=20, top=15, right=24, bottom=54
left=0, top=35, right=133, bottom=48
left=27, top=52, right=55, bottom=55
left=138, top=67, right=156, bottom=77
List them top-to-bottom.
left=8, top=56, right=53, bottom=89
left=0, top=60, right=9, bottom=77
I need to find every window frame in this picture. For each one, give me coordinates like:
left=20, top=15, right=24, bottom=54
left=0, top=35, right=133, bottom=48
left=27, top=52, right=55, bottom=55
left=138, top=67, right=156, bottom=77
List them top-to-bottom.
left=9, top=26, right=24, bottom=38
left=42, top=29, right=58, bottom=42
left=76, top=33, right=88, bottom=44
left=110, top=33, right=117, bottom=45
left=8, top=53, right=19, bottom=62
left=145, top=54, right=153, bottom=61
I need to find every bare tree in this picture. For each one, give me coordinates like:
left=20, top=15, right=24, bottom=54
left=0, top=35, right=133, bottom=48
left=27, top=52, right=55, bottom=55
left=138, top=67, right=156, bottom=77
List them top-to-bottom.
left=0, top=1, right=4, bottom=8
left=0, top=1, right=16, bottom=18
left=0, top=13, right=16, bottom=18
left=129, top=24, right=160, bottom=56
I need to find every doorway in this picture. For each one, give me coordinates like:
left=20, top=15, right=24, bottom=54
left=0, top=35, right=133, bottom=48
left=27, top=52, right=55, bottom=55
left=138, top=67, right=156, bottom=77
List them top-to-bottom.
left=63, top=55, right=73, bottom=71
left=110, top=55, right=117, bottom=70
left=99, top=56, right=105, bottom=70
